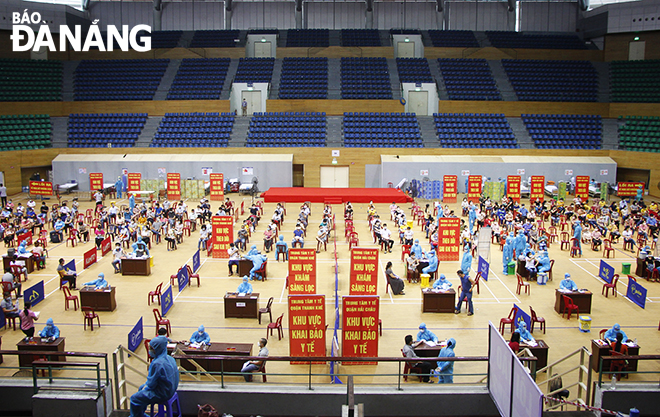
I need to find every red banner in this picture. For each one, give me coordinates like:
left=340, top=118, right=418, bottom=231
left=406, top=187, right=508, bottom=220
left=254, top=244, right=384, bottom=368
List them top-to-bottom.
left=89, top=173, right=103, bottom=192
left=127, top=173, right=141, bottom=197
left=167, top=173, right=181, bottom=200
left=209, top=173, right=224, bottom=201
left=443, top=175, right=458, bottom=203
left=467, top=175, right=482, bottom=203
left=507, top=175, right=521, bottom=203
left=575, top=175, right=590, bottom=200
left=530, top=176, right=545, bottom=202
left=29, top=181, right=52, bottom=196
left=617, top=182, right=645, bottom=197
left=211, top=216, right=233, bottom=258
left=437, top=217, right=460, bottom=261
left=17, top=231, right=33, bottom=246
left=101, top=237, right=112, bottom=256
left=83, top=247, right=97, bottom=270
left=349, top=248, right=379, bottom=295
left=288, top=249, right=317, bottom=294
left=288, top=294, right=326, bottom=364
left=342, top=295, right=379, bottom=364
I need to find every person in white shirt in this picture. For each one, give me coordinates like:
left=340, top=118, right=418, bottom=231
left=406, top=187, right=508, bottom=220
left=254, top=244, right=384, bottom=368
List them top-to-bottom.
left=380, top=224, right=394, bottom=253
left=198, top=225, right=209, bottom=251
left=403, top=226, right=414, bottom=246
left=112, top=243, right=125, bottom=273
left=227, top=243, right=240, bottom=276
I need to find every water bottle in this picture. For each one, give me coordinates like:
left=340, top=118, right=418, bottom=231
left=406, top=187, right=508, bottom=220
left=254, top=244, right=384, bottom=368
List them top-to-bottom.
left=633, top=338, right=638, bottom=346
left=610, top=374, right=617, bottom=390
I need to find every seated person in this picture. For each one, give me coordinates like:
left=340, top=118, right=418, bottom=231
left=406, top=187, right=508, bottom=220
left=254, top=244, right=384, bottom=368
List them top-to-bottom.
left=53, top=219, right=65, bottom=241
left=292, top=224, right=305, bottom=248
left=316, top=225, right=328, bottom=253
left=263, top=228, right=275, bottom=253
left=591, top=228, right=603, bottom=250
left=275, top=235, right=288, bottom=261
left=132, top=237, right=150, bottom=257
left=410, top=239, right=424, bottom=259
left=112, top=243, right=125, bottom=274
left=227, top=243, right=240, bottom=276
left=421, top=251, right=438, bottom=275
left=525, top=251, right=538, bottom=280
left=405, top=252, right=420, bottom=283
left=247, top=253, right=267, bottom=281
left=10, top=254, right=27, bottom=276
left=56, top=258, right=77, bottom=290
left=384, top=261, right=405, bottom=295
left=84, top=272, right=109, bottom=289
left=559, top=273, right=578, bottom=291
left=432, top=274, right=452, bottom=291
left=237, top=276, right=253, bottom=294
left=1, top=292, right=19, bottom=319
left=39, top=318, right=60, bottom=340
left=516, top=322, right=535, bottom=344
left=416, top=323, right=439, bottom=343
left=603, top=323, right=628, bottom=343
left=189, top=325, right=211, bottom=345
left=508, top=332, right=520, bottom=353
left=402, top=335, right=433, bottom=383
left=129, top=337, right=179, bottom=417
left=241, top=338, right=268, bottom=382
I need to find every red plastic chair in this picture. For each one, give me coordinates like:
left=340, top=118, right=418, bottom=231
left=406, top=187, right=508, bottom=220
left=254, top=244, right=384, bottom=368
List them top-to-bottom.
left=182, top=220, right=191, bottom=237
left=548, top=226, right=558, bottom=243
left=66, top=229, right=78, bottom=247
left=560, top=232, right=570, bottom=250
left=348, top=233, right=359, bottom=250
left=570, top=238, right=581, bottom=258
left=603, top=239, right=615, bottom=259
left=401, top=244, right=411, bottom=261
left=548, top=259, right=555, bottom=281
left=254, top=261, right=267, bottom=281
left=10, top=265, right=28, bottom=283
left=186, top=265, right=200, bottom=287
left=170, top=267, right=182, bottom=287
left=473, top=271, right=481, bottom=295
left=516, top=274, right=530, bottom=295
left=602, top=274, right=619, bottom=298
left=2, top=281, right=19, bottom=298
left=148, top=282, right=163, bottom=305
left=63, top=286, right=79, bottom=311
left=456, top=286, right=469, bottom=310
left=561, top=295, right=579, bottom=320
left=259, top=297, right=274, bottom=325
left=529, top=305, right=546, bottom=333
left=82, top=307, right=100, bottom=331
left=499, top=307, right=517, bottom=335
left=153, top=308, right=171, bottom=336
left=267, top=313, right=284, bottom=340
left=599, top=329, right=607, bottom=339
left=144, top=339, right=153, bottom=363
left=402, top=349, right=423, bottom=382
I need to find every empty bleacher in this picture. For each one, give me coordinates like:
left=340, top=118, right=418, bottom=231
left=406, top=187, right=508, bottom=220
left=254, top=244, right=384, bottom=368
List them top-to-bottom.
left=286, top=29, right=330, bottom=47
left=341, top=29, right=381, bottom=47
left=189, top=30, right=240, bottom=48
left=428, top=30, right=479, bottom=48
left=149, top=31, right=183, bottom=48
left=486, top=31, right=587, bottom=49
left=167, top=58, right=231, bottom=100
left=234, top=58, right=275, bottom=83
left=279, top=58, right=328, bottom=99
left=341, top=58, right=393, bottom=99
left=396, top=58, right=434, bottom=84
left=0, top=59, right=62, bottom=102
left=73, top=59, right=169, bottom=101
left=438, top=59, right=501, bottom=101
left=501, top=59, right=598, bottom=102
left=610, top=60, right=660, bottom=103
left=151, top=112, right=234, bottom=148
left=245, top=112, right=327, bottom=147
left=343, top=112, right=422, bottom=148
left=67, top=113, right=147, bottom=148
left=434, top=113, right=517, bottom=148
left=0, top=114, right=51, bottom=151
left=522, top=114, right=602, bottom=149
left=618, top=116, right=660, bottom=153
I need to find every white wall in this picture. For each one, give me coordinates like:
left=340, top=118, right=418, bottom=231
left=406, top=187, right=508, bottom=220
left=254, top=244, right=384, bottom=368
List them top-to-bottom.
left=0, top=0, right=77, bottom=32
left=605, top=0, right=660, bottom=33
left=447, top=1, right=510, bottom=31
left=160, top=2, right=224, bottom=31
left=232, top=2, right=295, bottom=30
left=306, top=2, right=366, bottom=29
left=520, top=2, right=578, bottom=32
left=246, top=34, right=277, bottom=57
left=392, top=34, right=424, bottom=57
left=230, top=82, right=269, bottom=115
left=401, top=82, right=439, bottom=116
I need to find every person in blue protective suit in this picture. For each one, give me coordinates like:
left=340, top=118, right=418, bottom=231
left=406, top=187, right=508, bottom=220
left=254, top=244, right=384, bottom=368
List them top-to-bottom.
left=115, top=177, right=124, bottom=199
left=128, top=193, right=135, bottom=213
left=436, top=204, right=444, bottom=221
left=468, top=206, right=477, bottom=235
left=573, top=221, right=582, bottom=255
left=514, top=230, right=527, bottom=259
left=503, top=233, right=514, bottom=274
left=275, top=235, right=289, bottom=261
left=132, top=236, right=150, bottom=257
left=410, top=239, right=424, bottom=259
left=17, top=240, right=29, bottom=255
left=247, top=244, right=259, bottom=257
left=460, top=244, right=472, bottom=274
left=422, top=250, right=438, bottom=275
left=537, top=251, right=551, bottom=274
left=247, top=253, right=267, bottom=281
left=84, top=272, right=109, bottom=289
left=559, top=273, right=578, bottom=291
left=432, top=274, right=452, bottom=291
left=237, top=276, right=253, bottom=294
left=39, top=318, right=60, bottom=339
left=516, top=322, right=535, bottom=343
left=416, top=323, right=439, bottom=343
left=603, top=323, right=628, bottom=343
left=190, top=325, right=211, bottom=345
left=129, top=337, right=179, bottom=417
left=437, top=338, right=456, bottom=383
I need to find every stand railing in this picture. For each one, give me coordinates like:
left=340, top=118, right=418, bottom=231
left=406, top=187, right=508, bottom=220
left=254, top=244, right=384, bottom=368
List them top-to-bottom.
left=537, top=347, right=591, bottom=411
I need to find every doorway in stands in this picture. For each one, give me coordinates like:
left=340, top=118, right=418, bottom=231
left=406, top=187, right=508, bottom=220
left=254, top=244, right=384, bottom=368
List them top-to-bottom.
left=293, top=164, right=304, bottom=187
left=320, top=166, right=349, bottom=188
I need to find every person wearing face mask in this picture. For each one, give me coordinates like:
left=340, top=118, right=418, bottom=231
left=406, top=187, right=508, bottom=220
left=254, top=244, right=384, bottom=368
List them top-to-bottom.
left=84, top=273, right=109, bottom=289
left=237, top=276, right=253, bottom=294
left=39, top=318, right=60, bottom=340
left=516, top=322, right=535, bottom=344
left=189, top=325, right=211, bottom=345
left=129, top=337, right=179, bottom=417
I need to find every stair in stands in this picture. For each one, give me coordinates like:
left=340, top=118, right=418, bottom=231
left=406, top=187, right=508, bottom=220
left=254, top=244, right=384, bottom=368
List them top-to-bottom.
left=328, top=30, right=341, bottom=47
left=179, top=31, right=194, bottom=48
left=475, top=32, right=491, bottom=48
left=153, top=59, right=181, bottom=100
left=219, top=59, right=240, bottom=101
left=269, top=59, right=283, bottom=99
left=327, top=59, right=342, bottom=99
left=387, top=59, right=402, bottom=100
left=429, top=59, right=449, bottom=100
left=488, top=60, right=517, bottom=101
left=62, top=61, right=79, bottom=102
left=592, top=61, right=611, bottom=103
left=135, top=116, right=162, bottom=147
left=229, top=116, right=251, bottom=147
left=326, top=116, right=343, bottom=146
left=417, top=116, right=440, bottom=147
left=51, top=117, right=69, bottom=148
left=508, top=117, right=534, bottom=149
left=601, top=118, right=620, bottom=150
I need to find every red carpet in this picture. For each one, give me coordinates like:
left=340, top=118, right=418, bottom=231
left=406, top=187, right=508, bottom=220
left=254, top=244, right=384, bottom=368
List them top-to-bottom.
left=261, top=188, right=413, bottom=204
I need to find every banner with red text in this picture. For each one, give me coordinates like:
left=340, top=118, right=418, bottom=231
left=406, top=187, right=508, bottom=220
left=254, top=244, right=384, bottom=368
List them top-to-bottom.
left=89, top=173, right=103, bottom=192
left=127, top=173, right=141, bottom=197
left=166, top=173, right=181, bottom=200
left=209, top=173, right=224, bottom=201
left=443, top=175, right=458, bottom=203
left=467, top=175, right=482, bottom=203
left=507, top=175, right=521, bottom=203
left=530, top=176, right=545, bottom=202
left=575, top=176, right=590, bottom=200
left=29, top=181, right=52, bottom=196
left=617, top=182, right=645, bottom=197
left=211, top=216, right=233, bottom=258
left=438, top=217, right=461, bottom=261
left=17, top=231, right=32, bottom=247
left=101, top=237, right=112, bottom=256
left=83, top=247, right=97, bottom=269
left=349, top=248, right=378, bottom=295
left=288, top=249, right=317, bottom=294
left=288, top=295, right=326, bottom=364
left=342, top=295, right=379, bottom=365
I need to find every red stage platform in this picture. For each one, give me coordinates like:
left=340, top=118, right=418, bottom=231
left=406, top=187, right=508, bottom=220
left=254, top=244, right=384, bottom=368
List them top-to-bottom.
left=261, top=188, right=413, bottom=204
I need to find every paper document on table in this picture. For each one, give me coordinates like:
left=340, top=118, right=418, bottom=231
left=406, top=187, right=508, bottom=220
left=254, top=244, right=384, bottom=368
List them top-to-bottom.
left=238, top=292, right=246, bottom=297
left=34, top=311, right=40, bottom=319
left=424, top=340, right=437, bottom=347
left=526, top=341, right=538, bottom=347
left=190, top=342, right=202, bottom=349
left=167, top=343, right=177, bottom=349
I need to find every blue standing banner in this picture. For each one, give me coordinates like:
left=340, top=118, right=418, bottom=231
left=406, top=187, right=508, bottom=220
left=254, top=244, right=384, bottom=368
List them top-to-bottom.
left=192, top=250, right=201, bottom=273
left=478, top=256, right=489, bottom=281
left=64, top=259, right=77, bottom=274
left=599, top=260, right=614, bottom=284
left=177, top=266, right=189, bottom=293
left=626, top=279, right=647, bottom=309
left=24, top=281, right=45, bottom=307
left=161, top=285, right=173, bottom=315
left=513, top=303, right=531, bottom=331
left=0, top=308, right=5, bottom=330
left=128, top=317, right=144, bottom=352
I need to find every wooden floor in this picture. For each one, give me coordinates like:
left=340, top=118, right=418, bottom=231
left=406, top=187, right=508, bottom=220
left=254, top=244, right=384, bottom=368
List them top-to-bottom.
left=1, top=192, right=659, bottom=394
